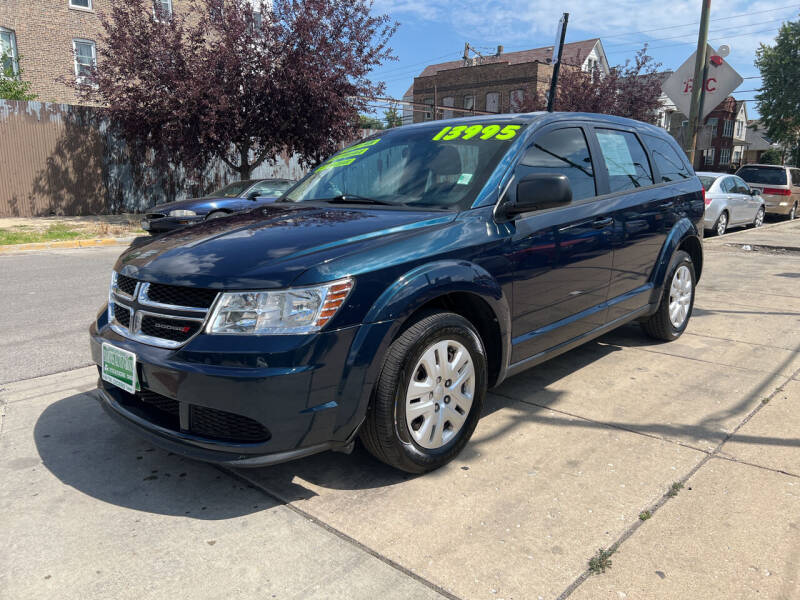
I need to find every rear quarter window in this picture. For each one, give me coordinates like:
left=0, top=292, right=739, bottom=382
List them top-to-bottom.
left=643, top=134, right=692, bottom=183
left=737, top=166, right=787, bottom=185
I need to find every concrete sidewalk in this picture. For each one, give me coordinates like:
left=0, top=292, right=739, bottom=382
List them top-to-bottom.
left=1, top=221, right=798, bottom=599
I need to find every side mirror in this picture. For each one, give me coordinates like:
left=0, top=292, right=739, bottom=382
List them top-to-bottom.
left=503, top=173, right=572, bottom=217
left=749, top=188, right=760, bottom=196
left=247, top=191, right=260, bottom=200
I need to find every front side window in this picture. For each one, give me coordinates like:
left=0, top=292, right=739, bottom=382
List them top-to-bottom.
left=69, top=0, right=92, bottom=8
left=0, top=27, right=18, bottom=76
left=73, top=39, right=96, bottom=79
left=285, top=120, right=528, bottom=210
left=518, top=127, right=596, bottom=202
left=595, top=129, right=653, bottom=193
left=643, top=134, right=690, bottom=183
left=733, top=177, right=751, bottom=194
left=212, top=180, right=256, bottom=198
left=249, top=180, right=293, bottom=197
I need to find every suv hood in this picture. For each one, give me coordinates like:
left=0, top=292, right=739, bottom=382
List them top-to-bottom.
left=118, top=204, right=455, bottom=289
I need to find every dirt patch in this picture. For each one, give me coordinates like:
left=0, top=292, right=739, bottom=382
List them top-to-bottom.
left=0, top=215, right=143, bottom=245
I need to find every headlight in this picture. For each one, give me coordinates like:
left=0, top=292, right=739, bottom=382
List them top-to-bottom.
left=169, top=209, right=196, bottom=217
left=207, top=278, right=353, bottom=335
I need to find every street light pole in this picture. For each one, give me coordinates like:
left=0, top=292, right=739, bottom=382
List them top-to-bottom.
left=686, top=0, right=712, bottom=166
left=547, top=13, right=569, bottom=112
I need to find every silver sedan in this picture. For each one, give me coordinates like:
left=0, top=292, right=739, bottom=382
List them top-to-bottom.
left=699, top=171, right=765, bottom=236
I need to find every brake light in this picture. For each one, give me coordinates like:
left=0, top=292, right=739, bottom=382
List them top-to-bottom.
left=763, top=187, right=791, bottom=196
left=702, top=188, right=711, bottom=206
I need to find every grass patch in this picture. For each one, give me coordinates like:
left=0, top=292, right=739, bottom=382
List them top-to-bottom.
left=0, top=224, right=85, bottom=246
left=667, top=482, right=684, bottom=497
left=639, top=510, right=651, bottom=521
left=588, top=548, right=614, bottom=575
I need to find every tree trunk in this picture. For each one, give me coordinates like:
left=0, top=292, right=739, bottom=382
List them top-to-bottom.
left=238, top=144, right=252, bottom=180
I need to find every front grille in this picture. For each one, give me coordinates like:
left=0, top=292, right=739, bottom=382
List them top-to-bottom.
left=116, top=274, right=137, bottom=296
left=146, top=283, right=218, bottom=309
left=114, top=304, right=131, bottom=328
left=140, top=314, right=201, bottom=342
left=112, top=385, right=270, bottom=444
left=139, top=389, right=180, bottom=417
left=190, top=405, right=271, bottom=443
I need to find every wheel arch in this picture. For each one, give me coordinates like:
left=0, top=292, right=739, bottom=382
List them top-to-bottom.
left=651, top=218, right=703, bottom=290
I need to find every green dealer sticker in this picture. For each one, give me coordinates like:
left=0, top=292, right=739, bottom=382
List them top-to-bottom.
left=102, top=343, right=139, bottom=394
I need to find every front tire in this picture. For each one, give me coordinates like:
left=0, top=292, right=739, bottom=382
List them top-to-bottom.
left=788, top=203, right=797, bottom=221
left=752, top=206, right=765, bottom=228
left=713, top=211, right=728, bottom=236
left=641, top=250, right=695, bottom=341
left=360, top=311, right=487, bottom=473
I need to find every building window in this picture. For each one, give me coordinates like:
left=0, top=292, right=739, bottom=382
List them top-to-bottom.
left=69, top=0, right=92, bottom=9
left=153, top=0, right=172, bottom=19
left=248, top=0, right=263, bottom=27
left=0, top=27, right=18, bottom=76
left=73, top=39, right=96, bottom=80
left=510, top=89, right=524, bottom=111
left=485, top=92, right=499, bottom=113
left=463, top=95, right=475, bottom=112
left=442, top=96, right=454, bottom=119
left=423, top=97, right=433, bottom=121
left=706, top=117, right=718, bottom=133
left=722, top=120, right=734, bottom=137
left=735, top=120, right=744, bottom=138
left=703, top=148, right=715, bottom=166
left=719, top=148, right=731, bottom=166
left=732, top=149, right=741, bottom=164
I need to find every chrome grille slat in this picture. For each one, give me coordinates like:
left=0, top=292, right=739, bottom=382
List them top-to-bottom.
left=109, top=272, right=219, bottom=349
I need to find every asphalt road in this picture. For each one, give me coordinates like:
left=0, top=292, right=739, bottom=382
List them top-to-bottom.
left=0, top=247, right=123, bottom=384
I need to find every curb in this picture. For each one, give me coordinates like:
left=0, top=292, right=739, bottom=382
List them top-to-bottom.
left=703, top=218, right=796, bottom=245
left=0, top=236, right=138, bottom=254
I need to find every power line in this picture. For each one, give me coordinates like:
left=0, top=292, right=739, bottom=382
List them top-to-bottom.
left=639, top=26, right=783, bottom=51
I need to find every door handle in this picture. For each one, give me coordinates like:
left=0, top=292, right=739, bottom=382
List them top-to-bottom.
left=592, top=216, right=614, bottom=228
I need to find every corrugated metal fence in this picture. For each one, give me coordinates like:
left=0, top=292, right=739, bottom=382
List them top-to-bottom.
left=0, top=99, right=368, bottom=217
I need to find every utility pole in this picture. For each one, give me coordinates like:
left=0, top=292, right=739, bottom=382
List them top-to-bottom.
left=686, top=0, right=712, bottom=166
left=547, top=13, right=569, bottom=112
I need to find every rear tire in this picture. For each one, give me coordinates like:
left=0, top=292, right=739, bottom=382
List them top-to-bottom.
left=788, top=203, right=797, bottom=221
left=712, top=211, right=728, bottom=236
left=641, top=250, right=695, bottom=342
left=360, top=311, right=487, bottom=473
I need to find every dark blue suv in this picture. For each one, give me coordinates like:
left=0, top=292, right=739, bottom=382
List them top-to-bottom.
left=90, top=113, right=704, bottom=473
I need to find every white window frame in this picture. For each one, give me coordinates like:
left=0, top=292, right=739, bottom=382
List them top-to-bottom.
left=69, top=0, right=93, bottom=11
left=153, top=0, right=173, bottom=20
left=0, top=27, right=18, bottom=77
left=72, top=38, right=96, bottom=82
left=485, top=92, right=499, bottom=113
left=463, top=95, right=475, bottom=111
left=722, top=119, right=734, bottom=138
left=703, top=148, right=715, bottom=166
left=719, top=148, right=731, bottom=166
left=732, top=149, right=741, bottom=163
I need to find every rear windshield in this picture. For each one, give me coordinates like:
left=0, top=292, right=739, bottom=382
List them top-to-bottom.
left=736, top=166, right=787, bottom=185
left=698, top=176, right=718, bottom=191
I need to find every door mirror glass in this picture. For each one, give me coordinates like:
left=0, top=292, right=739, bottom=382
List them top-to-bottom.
left=506, top=173, right=572, bottom=216
left=247, top=190, right=260, bottom=200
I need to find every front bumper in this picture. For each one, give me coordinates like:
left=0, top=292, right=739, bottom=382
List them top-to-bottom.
left=142, top=215, right=205, bottom=232
left=89, top=313, right=393, bottom=466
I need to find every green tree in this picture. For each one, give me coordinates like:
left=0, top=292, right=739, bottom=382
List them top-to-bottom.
left=755, top=18, right=800, bottom=163
left=0, top=52, right=37, bottom=101
left=384, top=104, right=402, bottom=128
left=357, top=114, right=384, bottom=129
left=759, top=148, right=783, bottom=165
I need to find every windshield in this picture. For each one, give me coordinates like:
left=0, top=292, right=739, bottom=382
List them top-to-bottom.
left=284, top=120, right=528, bottom=210
left=736, top=166, right=787, bottom=185
left=698, top=176, right=718, bottom=191
left=211, top=180, right=257, bottom=198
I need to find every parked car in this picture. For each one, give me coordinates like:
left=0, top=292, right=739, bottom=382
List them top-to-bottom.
left=91, top=113, right=704, bottom=474
left=735, top=164, right=799, bottom=220
left=697, top=171, right=765, bottom=236
left=141, top=178, right=296, bottom=233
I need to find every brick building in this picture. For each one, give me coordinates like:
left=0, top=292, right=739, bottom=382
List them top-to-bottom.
left=0, top=0, right=202, bottom=105
left=403, top=39, right=609, bottom=124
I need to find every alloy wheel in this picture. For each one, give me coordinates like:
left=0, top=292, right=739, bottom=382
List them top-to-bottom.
left=754, top=207, right=764, bottom=228
left=716, top=212, right=728, bottom=236
left=668, top=265, right=692, bottom=328
left=405, top=339, right=475, bottom=449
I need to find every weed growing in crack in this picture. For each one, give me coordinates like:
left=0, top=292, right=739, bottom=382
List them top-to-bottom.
left=667, top=482, right=684, bottom=497
left=639, top=510, right=651, bottom=521
left=588, top=548, right=614, bottom=574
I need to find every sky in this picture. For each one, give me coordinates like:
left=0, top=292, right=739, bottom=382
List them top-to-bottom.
left=367, top=0, right=800, bottom=120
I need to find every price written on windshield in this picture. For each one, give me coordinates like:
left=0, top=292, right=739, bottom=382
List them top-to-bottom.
left=432, top=124, right=521, bottom=142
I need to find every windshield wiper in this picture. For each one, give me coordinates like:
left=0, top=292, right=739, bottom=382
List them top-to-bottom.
left=317, top=195, right=400, bottom=206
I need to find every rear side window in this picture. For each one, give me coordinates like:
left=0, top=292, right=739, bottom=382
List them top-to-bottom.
left=519, top=127, right=596, bottom=201
left=595, top=129, right=654, bottom=193
left=643, top=134, right=691, bottom=183
left=737, top=166, right=787, bottom=185
left=791, top=169, right=800, bottom=186
left=698, top=176, right=718, bottom=191
left=720, top=177, right=736, bottom=193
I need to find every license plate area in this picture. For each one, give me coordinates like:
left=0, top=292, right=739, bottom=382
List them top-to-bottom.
left=101, top=343, right=139, bottom=393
